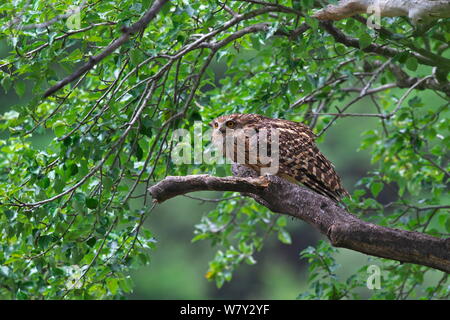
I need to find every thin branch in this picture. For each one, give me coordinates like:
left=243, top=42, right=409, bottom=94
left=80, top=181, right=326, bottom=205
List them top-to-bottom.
left=43, top=0, right=170, bottom=98
left=234, top=0, right=304, bottom=16
left=10, top=1, right=87, bottom=30
left=320, top=21, right=448, bottom=70
left=25, top=22, right=117, bottom=58
left=359, top=58, right=393, bottom=97
left=386, top=75, right=433, bottom=118
left=312, top=112, right=389, bottom=119
left=183, top=194, right=243, bottom=203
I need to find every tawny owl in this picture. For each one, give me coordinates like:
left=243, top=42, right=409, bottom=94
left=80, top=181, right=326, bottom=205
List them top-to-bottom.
left=210, top=113, right=349, bottom=202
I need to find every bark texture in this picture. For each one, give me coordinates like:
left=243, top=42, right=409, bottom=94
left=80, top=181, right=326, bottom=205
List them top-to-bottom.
left=313, top=0, right=450, bottom=25
left=149, top=165, right=450, bottom=273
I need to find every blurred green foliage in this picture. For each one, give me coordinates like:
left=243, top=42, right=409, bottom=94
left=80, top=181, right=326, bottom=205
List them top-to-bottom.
left=0, top=0, right=448, bottom=299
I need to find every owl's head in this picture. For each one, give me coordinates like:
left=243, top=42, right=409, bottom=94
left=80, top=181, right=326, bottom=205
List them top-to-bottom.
left=210, top=113, right=261, bottom=135
left=210, top=114, right=264, bottom=161
left=211, top=114, right=240, bottom=134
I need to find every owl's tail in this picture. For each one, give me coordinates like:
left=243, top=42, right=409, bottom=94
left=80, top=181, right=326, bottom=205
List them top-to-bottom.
left=296, top=151, right=350, bottom=203
left=300, top=172, right=349, bottom=203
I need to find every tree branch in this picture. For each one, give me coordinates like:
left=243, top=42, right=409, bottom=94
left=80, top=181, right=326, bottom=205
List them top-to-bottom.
left=42, top=0, right=170, bottom=98
left=313, top=0, right=450, bottom=25
left=319, top=21, right=449, bottom=70
left=149, top=165, right=450, bottom=273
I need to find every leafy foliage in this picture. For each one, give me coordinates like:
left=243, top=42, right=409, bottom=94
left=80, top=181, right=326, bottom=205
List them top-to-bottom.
left=0, top=0, right=448, bottom=299
left=298, top=241, right=363, bottom=300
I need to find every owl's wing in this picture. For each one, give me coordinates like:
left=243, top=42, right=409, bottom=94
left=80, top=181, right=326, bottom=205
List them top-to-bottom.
left=291, top=121, right=317, bottom=141
left=278, top=128, right=348, bottom=203
left=295, top=148, right=349, bottom=202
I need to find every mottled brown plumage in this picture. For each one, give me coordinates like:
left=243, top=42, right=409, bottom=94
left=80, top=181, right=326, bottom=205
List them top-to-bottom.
left=211, top=113, right=349, bottom=202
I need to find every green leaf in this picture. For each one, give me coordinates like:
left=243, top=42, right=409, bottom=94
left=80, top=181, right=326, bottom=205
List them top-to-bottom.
left=301, top=0, right=314, bottom=9
left=359, top=32, right=372, bottom=49
left=250, top=35, right=261, bottom=50
left=335, top=44, right=347, bottom=55
left=60, top=48, right=82, bottom=63
left=129, top=48, right=143, bottom=67
left=396, top=52, right=409, bottom=63
left=406, top=57, right=418, bottom=71
left=1, top=74, right=12, bottom=92
left=302, top=80, right=312, bottom=93
left=15, top=81, right=26, bottom=97
left=289, top=81, right=299, bottom=94
left=52, top=120, right=66, bottom=138
left=135, top=144, right=143, bottom=160
left=68, top=163, right=79, bottom=176
left=53, top=175, right=65, bottom=193
left=39, top=176, right=50, bottom=189
left=102, top=177, right=114, bottom=191
left=370, top=182, right=383, bottom=198
left=86, top=198, right=99, bottom=209
left=277, top=216, right=287, bottom=227
left=278, top=229, right=292, bottom=244
left=38, top=235, right=53, bottom=249
left=87, top=237, right=97, bottom=247
left=245, top=256, right=256, bottom=265
left=118, top=277, right=134, bottom=293
left=106, top=278, right=119, bottom=295
left=16, top=289, right=28, bottom=300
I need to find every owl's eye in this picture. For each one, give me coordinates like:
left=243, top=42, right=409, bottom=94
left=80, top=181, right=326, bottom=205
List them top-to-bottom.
left=225, top=120, right=235, bottom=128
left=213, top=122, right=219, bottom=128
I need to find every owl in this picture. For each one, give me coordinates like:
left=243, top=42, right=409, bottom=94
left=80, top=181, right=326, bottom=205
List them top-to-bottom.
left=210, top=113, right=349, bottom=202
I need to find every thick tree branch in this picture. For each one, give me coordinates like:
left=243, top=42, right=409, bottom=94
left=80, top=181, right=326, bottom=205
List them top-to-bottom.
left=313, top=0, right=450, bottom=25
left=149, top=166, right=450, bottom=274
left=150, top=174, right=270, bottom=202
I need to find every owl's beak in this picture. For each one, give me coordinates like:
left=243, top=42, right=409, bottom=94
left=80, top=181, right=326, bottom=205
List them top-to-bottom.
left=219, top=126, right=226, bottom=133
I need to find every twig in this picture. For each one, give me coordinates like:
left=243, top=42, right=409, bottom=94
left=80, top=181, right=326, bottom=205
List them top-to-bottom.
left=183, top=194, right=243, bottom=203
